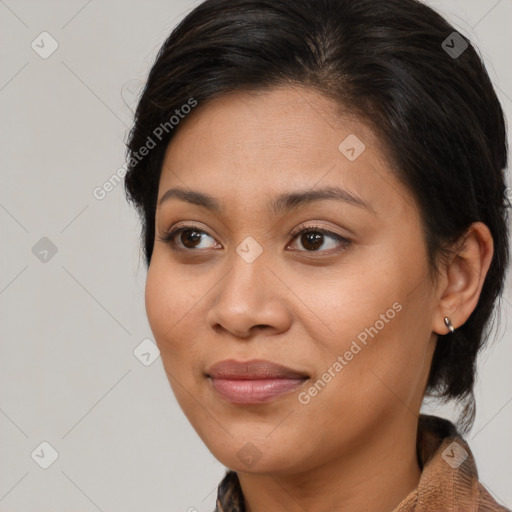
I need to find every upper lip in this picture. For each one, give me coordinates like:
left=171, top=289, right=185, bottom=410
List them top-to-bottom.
left=206, top=359, right=309, bottom=380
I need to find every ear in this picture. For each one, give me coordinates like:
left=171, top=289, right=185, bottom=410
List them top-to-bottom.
left=433, top=222, right=494, bottom=335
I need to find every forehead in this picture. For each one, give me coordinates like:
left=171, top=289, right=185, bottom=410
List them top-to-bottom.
left=157, top=86, right=412, bottom=218
left=163, top=86, right=378, bottom=167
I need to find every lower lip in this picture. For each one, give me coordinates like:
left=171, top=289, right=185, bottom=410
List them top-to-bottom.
left=209, top=377, right=307, bottom=404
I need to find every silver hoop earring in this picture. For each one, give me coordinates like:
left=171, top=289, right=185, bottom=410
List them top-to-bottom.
left=444, top=316, right=455, bottom=333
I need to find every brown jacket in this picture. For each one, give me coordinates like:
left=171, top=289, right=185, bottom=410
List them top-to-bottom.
left=214, top=414, right=510, bottom=512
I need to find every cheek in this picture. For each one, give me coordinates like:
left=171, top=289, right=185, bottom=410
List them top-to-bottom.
left=309, top=250, right=430, bottom=401
left=144, top=256, right=215, bottom=368
left=144, top=259, right=192, bottom=355
left=144, top=260, right=205, bottom=406
left=311, top=261, right=401, bottom=352
left=145, top=263, right=170, bottom=339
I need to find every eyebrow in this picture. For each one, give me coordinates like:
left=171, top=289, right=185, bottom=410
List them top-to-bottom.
left=158, top=185, right=374, bottom=215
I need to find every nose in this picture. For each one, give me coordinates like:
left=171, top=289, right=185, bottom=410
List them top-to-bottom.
left=207, top=247, right=292, bottom=339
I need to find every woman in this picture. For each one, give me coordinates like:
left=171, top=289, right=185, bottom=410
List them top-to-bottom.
left=124, top=0, right=511, bottom=510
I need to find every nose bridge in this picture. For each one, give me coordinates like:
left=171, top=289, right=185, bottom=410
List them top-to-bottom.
left=215, top=232, right=275, bottom=308
left=228, top=233, right=268, bottom=289
left=235, top=233, right=266, bottom=266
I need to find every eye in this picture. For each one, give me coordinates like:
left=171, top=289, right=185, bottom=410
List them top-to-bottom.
left=157, top=223, right=351, bottom=254
left=158, top=224, right=218, bottom=250
left=288, top=224, right=351, bottom=253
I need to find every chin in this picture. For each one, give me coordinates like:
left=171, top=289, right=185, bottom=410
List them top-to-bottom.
left=204, top=435, right=303, bottom=475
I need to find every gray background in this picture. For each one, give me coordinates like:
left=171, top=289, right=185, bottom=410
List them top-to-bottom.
left=0, top=0, right=511, bottom=511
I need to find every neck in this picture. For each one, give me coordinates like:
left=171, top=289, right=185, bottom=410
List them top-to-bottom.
left=237, top=412, right=422, bottom=512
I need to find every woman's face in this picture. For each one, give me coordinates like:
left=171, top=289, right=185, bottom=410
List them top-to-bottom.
left=145, top=86, right=441, bottom=474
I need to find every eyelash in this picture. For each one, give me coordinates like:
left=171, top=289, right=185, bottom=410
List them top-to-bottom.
left=157, top=223, right=351, bottom=255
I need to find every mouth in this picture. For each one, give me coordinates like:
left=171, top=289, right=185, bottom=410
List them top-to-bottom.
left=205, top=359, right=310, bottom=404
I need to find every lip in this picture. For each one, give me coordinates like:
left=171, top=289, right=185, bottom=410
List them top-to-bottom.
left=206, top=359, right=309, bottom=404
left=206, top=359, right=309, bottom=379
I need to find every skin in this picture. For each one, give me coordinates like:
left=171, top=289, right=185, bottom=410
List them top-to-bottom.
left=145, top=85, right=493, bottom=512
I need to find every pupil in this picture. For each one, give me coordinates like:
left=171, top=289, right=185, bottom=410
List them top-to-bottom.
left=183, top=230, right=202, bottom=248
left=302, top=232, right=322, bottom=251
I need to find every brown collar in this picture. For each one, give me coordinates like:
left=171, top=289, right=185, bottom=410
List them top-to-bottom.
left=214, top=414, right=510, bottom=512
